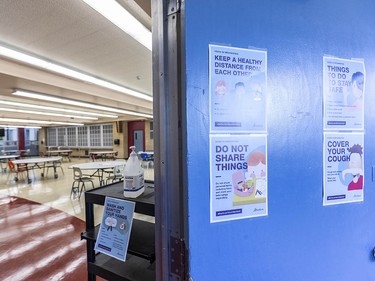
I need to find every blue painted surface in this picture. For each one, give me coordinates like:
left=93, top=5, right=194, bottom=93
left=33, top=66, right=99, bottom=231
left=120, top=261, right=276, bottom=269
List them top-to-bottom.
left=185, top=0, right=375, bottom=280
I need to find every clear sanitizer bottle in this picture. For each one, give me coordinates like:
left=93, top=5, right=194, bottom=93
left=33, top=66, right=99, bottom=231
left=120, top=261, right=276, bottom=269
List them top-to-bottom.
left=123, top=146, right=145, bottom=198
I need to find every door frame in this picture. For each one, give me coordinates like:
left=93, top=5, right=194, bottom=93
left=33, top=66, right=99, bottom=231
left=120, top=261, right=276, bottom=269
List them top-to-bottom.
left=153, top=0, right=189, bottom=280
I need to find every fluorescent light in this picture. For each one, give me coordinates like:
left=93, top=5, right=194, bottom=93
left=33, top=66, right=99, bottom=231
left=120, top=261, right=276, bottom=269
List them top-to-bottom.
left=82, top=0, right=152, bottom=51
left=0, top=45, right=153, bottom=102
left=0, top=46, right=49, bottom=68
left=46, top=64, right=96, bottom=83
left=13, top=90, right=153, bottom=118
left=0, top=100, right=118, bottom=118
left=0, top=107, right=98, bottom=120
left=0, top=118, right=83, bottom=126
left=0, top=118, right=49, bottom=124
left=52, top=121, right=84, bottom=126
left=0, top=125, right=42, bottom=129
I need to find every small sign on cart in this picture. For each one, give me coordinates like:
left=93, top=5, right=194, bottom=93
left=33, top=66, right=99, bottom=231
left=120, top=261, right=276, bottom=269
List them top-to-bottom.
left=94, top=197, right=135, bottom=261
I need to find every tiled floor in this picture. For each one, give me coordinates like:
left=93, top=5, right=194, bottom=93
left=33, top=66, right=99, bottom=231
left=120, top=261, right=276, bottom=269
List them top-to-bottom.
left=0, top=157, right=155, bottom=224
left=0, top=195, right=89, bottom=281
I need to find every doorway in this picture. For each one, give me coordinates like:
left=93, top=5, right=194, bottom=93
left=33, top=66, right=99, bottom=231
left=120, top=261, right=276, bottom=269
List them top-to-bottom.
left=127, top=121, right=145, bottom=155
left=133, top=130, right=144, bottom=152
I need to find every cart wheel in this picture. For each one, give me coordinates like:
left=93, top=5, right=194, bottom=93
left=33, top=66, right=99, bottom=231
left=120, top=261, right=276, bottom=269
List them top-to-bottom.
left=54, top=174, right=58, bottom=179
left=14, top=177, right=18, bottom=182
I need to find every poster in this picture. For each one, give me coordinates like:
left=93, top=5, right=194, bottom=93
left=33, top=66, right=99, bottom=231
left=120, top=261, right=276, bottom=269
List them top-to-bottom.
left=209, top=44, right=267, bottom=133
left=323, top=56, right=365, bottom=130
left=323, top=132, right=364, bottom=206
left=210, top=134, right=267, bottom=223
left=94, top=197, right=135, bottom=261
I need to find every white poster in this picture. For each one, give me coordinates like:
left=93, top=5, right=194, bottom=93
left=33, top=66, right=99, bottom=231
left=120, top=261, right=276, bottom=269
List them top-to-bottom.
left=209, top=44, right=267, bottom=133
left=323, top=56, right=365, bottom=130
left=323, top=132, right=364, bottom=206
left=210, top=134, right=267, bottom=223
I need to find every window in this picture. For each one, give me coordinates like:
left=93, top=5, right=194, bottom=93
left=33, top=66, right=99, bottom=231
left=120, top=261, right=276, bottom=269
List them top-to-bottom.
left=150, top=121, right=154, bottom=139
left=48, top=123, right=112, bottom=148
left=102, top=124, right=113, bottom=147
left=89, top=125, right=101, bottom=147
left=78, top=126, right=88, bottom=147
left=67, top=127, right=77, bottom=146
left=47, top=128, right=57, bottom=146
left=57, top=128, right=66, bottom=146
left=0, top=129, right=18, bottom=148
left=25, top=129, right=30, bottom=141
left=25, top=129, right=30, bottom=146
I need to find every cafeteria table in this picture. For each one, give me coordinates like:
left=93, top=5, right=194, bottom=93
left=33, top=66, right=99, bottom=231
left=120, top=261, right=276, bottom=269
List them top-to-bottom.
left=1, top=149, right=26, bottom=155
left=47, top=150, right=73, bottom=162
left=89, top=151, right=118, bottom=161
left=0, top=154, right=19, bottom=172
left=12, top=156, right=63, bottom=184
left=69, top=160, right=126, bottom=186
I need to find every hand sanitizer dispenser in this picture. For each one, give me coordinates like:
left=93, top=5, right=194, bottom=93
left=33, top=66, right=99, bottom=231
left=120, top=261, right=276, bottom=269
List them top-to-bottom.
left=123, top=146, right=145, bottom=198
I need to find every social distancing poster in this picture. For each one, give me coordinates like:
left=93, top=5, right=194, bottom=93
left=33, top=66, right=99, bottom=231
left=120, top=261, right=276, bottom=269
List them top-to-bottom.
left=209, top=44, right=267, bottom=133
left=323, top=56, right=365, bottom=130
left=323, top=132, right=364, bottom=206
left=210, top=134, right=267, bottom=222
left=95, top=197, right=135, bottom=261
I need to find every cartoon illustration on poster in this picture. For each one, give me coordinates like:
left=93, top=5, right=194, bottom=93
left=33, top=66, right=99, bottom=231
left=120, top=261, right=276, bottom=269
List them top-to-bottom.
left=209, top=44, right=267, bottom=133
left=323, top=56, right=365, bottom=130
left=323, top=132, right=364, bottom=206
left=210, top=134, right=267, bottom=223
left=95, top=197, right=135, bottom=261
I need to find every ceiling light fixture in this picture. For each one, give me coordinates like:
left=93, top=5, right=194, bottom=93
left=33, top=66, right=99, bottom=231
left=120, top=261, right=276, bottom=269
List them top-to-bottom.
left=81, top=0, right=152, bottom=51
left=0, top=45, right=152, bottom=102
left=12, top=90, right=153, bottom=119
left=0, top=100, right=118, bottom=118
left=0, top=107, right=98, bottom=120
left=0, top=118, right=83, bottom=126
left=51, top=121, right=85, bottom=126
left=0, top=125, right=42, bottom=129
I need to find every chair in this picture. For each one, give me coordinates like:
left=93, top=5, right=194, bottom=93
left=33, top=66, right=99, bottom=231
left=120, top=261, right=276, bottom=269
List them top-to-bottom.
left=20, top=149, right=31, bottom=158
left=61, top=151, right=72, bottom=162
left=110, top=151, right=118, bottom=161
left=90, top=153, right=100, bottom=162
left=140, top=153, right=153, bottom=169
left=0, top=158, right=7, bottom=172
left=45, top=159, right=64, bottom=178
left=7, top=160, right=27, bottom=182
left=105, top=165, right=124, bottom=184
left=71, top=167, right=95, bottom=199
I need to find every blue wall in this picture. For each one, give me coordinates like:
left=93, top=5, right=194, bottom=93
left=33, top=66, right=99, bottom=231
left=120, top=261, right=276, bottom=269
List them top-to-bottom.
left=185, top=1, right=375, bottom=280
